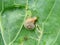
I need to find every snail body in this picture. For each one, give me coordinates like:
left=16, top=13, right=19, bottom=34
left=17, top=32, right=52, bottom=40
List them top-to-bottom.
left=24, top=17, right=37, bottom=30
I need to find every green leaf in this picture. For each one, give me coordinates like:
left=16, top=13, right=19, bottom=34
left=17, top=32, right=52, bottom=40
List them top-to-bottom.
left=0, top=0, right=60, bottom=45
left=0, top=32, right=4, bottom=45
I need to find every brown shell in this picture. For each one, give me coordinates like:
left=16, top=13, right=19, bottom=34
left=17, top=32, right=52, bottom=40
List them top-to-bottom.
left=24, top=17, right=37, bottom=30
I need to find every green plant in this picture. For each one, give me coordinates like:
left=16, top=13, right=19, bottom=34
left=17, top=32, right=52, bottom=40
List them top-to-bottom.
left=0, top=0, right=60, bottom=45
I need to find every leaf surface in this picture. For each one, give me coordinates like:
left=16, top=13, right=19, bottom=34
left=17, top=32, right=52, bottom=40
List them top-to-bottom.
left=0, top=0, right=60, bottom=45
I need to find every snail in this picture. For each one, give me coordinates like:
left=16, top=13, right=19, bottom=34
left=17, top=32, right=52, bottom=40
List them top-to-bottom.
left=24, top=17, right=37, bottom=30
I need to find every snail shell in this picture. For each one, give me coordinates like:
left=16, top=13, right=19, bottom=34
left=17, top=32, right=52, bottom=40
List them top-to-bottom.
left=24, top=17, right=37, bottom=30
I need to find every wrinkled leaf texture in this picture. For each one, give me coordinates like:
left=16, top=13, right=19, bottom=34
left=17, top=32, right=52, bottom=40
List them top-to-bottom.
left=0, top=0, right=60, bottom=45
